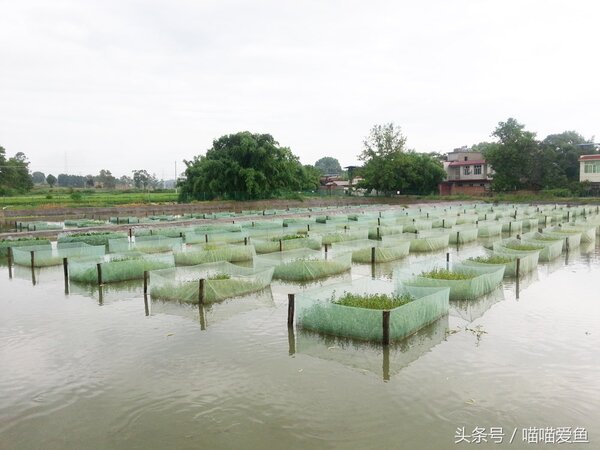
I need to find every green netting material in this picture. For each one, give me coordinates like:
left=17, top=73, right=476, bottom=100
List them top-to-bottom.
left=430, top=216, right=457, bottom=228
left=396, top=218, right=433, bottom=233
left=64, top=219, right=107, bottom=228
left=500, top=220, right=523, bottom=234
left=17, top=221, right=63, bottom=231
left=476, top=221, right=503, bottom=237
left=561, top=224, right=596, bottom=243
left=367, top=225, right=404, bottom=240
left=448, top=226, right=478, bottom=244
left=316, top=228, right=369, bottom=245
left=541, top=229, right=582, bottom=250
left=58, top=231, right=128, bottom=247
left=184, top=231, right=248, bottom=245
left=384, top=231, right=450, bottom=252
left=519, top=232, right=564, bottom=261
left=251, top=234, right=322, bottom=254
left=109, top=236, right=182, bottom=253
left=0, top=238, right=51, bottom=257
left=332, top=239, right=411, bottom=263
left=491, top=241, right=542, bottom=273
left=12, top=243, right=105, bottom=267
left=174, top=244, right=255, bottom=265
left=255, top=248, right=352, bottom=281
left=463, top=250, right=538, bottom=277
left=68, top=252, right=174, bottom=283
left=395, top=260, right=505, bottom=300
left=149, top=262, right=273, bottom=304
left=296, top=278, right=449, bottom=343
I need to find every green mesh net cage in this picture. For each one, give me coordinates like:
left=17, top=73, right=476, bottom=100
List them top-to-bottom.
left=455, top=214, right=479, bottom=225
left=109, top=216, right=141, bottom=224
left=430, top=216, right=457, bottom=228
left=521, top=217, right=539, bottom=230
left=396, top=218, right=433, bottom=233
left=63, top=219, right=108, bottom=228
left=239, top=219, right=284, bottom=229
left=500, top=220, right=523, bottom=234
left=16, top=221, right=63, bottom=231
left=476, top=221, right=503, bottom=237
left=560, top=224, right=596, bottom=243
left=367, top=225, right=404, bottom=240
left=448, top=226, right=479, bottom=244
left=315, top=228, right=369, bottom=245
left=541, top=228, right=582, bottom=250
left=58, top=231, right=128, bottom=247
left=184, top=231, right=248, bottom=245
left=383, top=231, right=450, bottom=252
left=519, top=232, right=564, bottom=261
left=251, top=234, right=322, bottom=254
left=109, top=236, right=183, bottom=253
left=0, top=238, right=51, bottom=257
left=332, top=239, right=410, bottom=263
left=491, top=240, right=542, bottom=273
left=12, top=242, right=106, bottom=267
left=174, top=243, right=255, bottom=265
left=255, top=248, right=352, bottom=282
left=463, top=249, right=538, bottom=277
left=68, top=251, right=175, bottom=283
left=395, top=260, right=505, bottom=300
left=149, top=262, right=274, bottom=304
left=295, top=278, right=449, bottom=343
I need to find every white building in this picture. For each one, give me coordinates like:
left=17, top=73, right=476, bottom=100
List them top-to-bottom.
left=579, top=154, right=600, bottom=183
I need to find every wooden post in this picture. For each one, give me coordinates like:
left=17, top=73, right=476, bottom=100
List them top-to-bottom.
left=377, top=217, right=381, bottom=226
left=442, top=219, right=445, bottom=228
left=509, top=221, right=512, bottom=235
left=376, top=227, right=380, bottom=240
left=129, top=228, right=133, bottom=239
left=456, top=231, right=460, bottom=247
left=205, top=234, right=208, bottom=243
left=244, top=237, right=248, bottom=246
left=565, top=237, right=570, bottom=252
left=279, top=239, right=283, bottom=252
left=324, top=243, right=328, bottom=258
left=371, top=246, right=376, bottom=265
left=7, top=247, right=13, bottom=279
left=30, top=250, right=35, bottom=271
left=446, top=252, right=450, bottom=270
left=63, top=257, right=69, bottom=292
left=516, top=258, right=521, bottom=299
left=96, top=263, right=103, bottom=285
left=143, top=270, right=149, bottom=295
left=198, top=278, right=205, bottom=305
left=287, top=293, right=295, bottom=327
left=382, top=310, right=390, bottom=346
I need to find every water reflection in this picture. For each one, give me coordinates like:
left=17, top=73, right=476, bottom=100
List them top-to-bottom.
left=150, top=287, right=275, bottom=329
left=450, top=287, right=505, bottom=323
left=293, top=315, right=449, bottom=381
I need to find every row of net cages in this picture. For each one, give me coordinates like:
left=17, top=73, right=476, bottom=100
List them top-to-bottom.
left=12, top=242, right=106, bottom=268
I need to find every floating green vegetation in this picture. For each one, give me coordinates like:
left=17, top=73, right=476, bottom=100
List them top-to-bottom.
left=271, top=234, right=304, bottom=241
left=531, top=236, right=563, bottom=241
left=504, top=243, right=544, bottom=251
left=468, top=255, right=513, bottom=264
left=420, top=269, right=476, bottom=280
left=208, top=273, right=231, bottom=280
left=332, top=292, right=414, bottom=310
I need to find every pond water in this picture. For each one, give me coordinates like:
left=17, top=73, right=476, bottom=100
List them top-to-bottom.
left=1, top=239, right=599, bottom=449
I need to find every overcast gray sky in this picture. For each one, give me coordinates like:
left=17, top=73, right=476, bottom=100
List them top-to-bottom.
left=1, top=0, right=599, bottom=179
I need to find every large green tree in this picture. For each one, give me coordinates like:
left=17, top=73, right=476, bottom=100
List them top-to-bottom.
left=482, top=118, right=539, bottom=191
left=358, top=124, right=444, bottom=195
left=542, top=131, right=596, bottom=182
left=179, top=132, right=314, bottom=200
left=0, top=147, right=33, bottom=193
left=314, top=157, right=342, bottom=175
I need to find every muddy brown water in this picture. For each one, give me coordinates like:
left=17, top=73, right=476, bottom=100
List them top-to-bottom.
left=1, top=239, right=599, bottom=449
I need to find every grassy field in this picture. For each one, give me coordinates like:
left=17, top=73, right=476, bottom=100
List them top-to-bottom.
left=0, top=189, right=179, bottom=208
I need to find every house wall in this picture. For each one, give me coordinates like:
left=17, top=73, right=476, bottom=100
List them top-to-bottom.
left=580, top=161, right=600, bottom=183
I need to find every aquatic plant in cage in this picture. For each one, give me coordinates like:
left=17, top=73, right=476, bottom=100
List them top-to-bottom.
left=448, top=226, right=478, bottom=244
left=316, top=228, right=368, bottom=245
left=108, top=236, right=182, bottom=253
left=149, top=261, right=273, bottom=304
